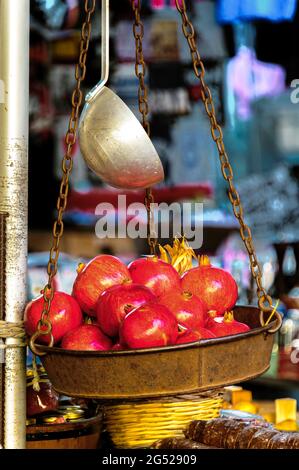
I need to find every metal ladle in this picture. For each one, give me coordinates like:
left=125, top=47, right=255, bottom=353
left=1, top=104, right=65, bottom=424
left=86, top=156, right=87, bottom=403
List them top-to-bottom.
left=79, top=0, right=164, bottom=189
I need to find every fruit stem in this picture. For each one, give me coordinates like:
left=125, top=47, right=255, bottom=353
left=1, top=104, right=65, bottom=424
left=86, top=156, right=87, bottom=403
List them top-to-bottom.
left=199, top=255, right=211, bottom=267
left=77, top=262, right=85, bottom=274
left=182, top=291, right=193, bottom=300
left=124, top=304, right=134, bottom=314
left=208, top=310, right=217, bottom=318
left=224, top=311, right=234, bottom=323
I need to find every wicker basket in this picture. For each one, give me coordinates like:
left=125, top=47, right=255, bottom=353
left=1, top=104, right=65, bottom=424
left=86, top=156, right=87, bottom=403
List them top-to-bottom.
left=104, top=390, right=224, bottom=448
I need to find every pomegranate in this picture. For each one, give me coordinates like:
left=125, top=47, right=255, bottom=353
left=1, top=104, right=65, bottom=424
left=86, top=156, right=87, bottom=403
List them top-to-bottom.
left=72, top=254, right=131, bottom=316
left=181, top=255, right=238, bottom=315
left=128, top=256, right=181, bottom=298
left=97, top=283, right=156, bottom=337
left=159, top=290, right=207, bottom=330
left=24, top=291, right=83, bottom=345
left=119, top=303, right=178, bottom=349
left=207, top=311, right=250, bottom=338
left=61, top=324, right=112, bottom=351
left=176, top=328, right=216, bottom=344
left=27, top=380, right=59, bottom=417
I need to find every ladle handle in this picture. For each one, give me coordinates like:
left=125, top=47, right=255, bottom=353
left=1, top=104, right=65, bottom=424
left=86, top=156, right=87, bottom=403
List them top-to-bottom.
left=85, top=0, right=109, bottom=103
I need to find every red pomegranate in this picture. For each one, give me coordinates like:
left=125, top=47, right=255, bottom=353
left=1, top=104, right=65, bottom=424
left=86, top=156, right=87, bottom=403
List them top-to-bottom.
left=72, top=254, right=131, bottom=316
left=181, top=255, right=238, bottom=315
left=128, top=256, right=181, bottom=298
left=96, top=283, right=157, bottom=337
left=159, top=290, right=207, bottom=331
left=24, top=291, right=83, bottom=345
left=119, top=303, right=178, bottom=349
left=207, top=311, right=250, bottom=338
left=61, top=324, right=112, bottom=351
left=176, top=328, right=216, bottom=344
left=27, top=380, right=59, bottom=417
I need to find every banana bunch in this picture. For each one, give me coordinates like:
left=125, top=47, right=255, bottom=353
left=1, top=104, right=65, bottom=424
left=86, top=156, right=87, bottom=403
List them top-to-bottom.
left=159, top=237, right=197, bottom=275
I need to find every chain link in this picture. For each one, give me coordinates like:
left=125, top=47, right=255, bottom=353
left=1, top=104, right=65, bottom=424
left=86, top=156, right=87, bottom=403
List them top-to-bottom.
left=30, top=0, right=96, bottom=354
left=131, top=0, right=157, bottom=255
left=175, top=0, right=281, bottom=333
left=145, top=188, right=157, bottom=254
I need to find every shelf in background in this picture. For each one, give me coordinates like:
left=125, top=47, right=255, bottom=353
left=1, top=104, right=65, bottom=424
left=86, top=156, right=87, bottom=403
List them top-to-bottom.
left=67, top=183, right=213, bottom=213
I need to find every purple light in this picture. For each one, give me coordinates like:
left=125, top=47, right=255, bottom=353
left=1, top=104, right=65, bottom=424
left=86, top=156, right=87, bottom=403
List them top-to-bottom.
left=151, top=0, right=180, bottom=9
left=152, top=0, right=165, bottom=9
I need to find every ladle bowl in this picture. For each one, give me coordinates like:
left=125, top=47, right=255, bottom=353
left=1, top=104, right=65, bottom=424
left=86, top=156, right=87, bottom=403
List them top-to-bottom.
left=78, top=0, right=164, bottom=189
left=79, top=87, right=164, bottom=189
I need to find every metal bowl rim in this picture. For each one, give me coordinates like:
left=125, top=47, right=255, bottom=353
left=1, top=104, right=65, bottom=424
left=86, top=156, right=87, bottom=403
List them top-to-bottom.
left=36, top=305, right=278, bottom=357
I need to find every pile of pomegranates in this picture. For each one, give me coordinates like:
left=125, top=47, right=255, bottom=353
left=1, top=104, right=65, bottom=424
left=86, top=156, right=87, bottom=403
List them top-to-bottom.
left=24, top=249, right=250, bottom=352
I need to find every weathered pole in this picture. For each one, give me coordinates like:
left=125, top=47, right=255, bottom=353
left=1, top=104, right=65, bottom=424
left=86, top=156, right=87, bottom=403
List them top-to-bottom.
left=0, top=0, right=29, bottom=449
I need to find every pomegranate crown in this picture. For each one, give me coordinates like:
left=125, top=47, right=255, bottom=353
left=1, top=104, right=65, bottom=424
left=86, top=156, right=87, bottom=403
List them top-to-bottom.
left=158, top=236, right=196, bottom=275
left=158, top=237, right=213, bottom=274
left=199, top=255, right=211, bottom=267
left=76, top=262, right=85, bottom=274
left=224, top=311, right=235, bottom=323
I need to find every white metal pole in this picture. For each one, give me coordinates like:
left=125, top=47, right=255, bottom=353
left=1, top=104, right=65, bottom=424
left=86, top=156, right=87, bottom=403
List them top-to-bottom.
left=0, top=0, right=29, bottom=449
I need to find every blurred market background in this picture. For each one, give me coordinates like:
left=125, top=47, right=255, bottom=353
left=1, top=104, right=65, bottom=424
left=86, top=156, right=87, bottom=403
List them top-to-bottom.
left=28, top=0, right=299, bottom=400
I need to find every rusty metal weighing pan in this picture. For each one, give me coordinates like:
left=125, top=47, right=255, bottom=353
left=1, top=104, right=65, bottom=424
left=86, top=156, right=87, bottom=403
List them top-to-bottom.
left=38, top=306, right=277, bottom=400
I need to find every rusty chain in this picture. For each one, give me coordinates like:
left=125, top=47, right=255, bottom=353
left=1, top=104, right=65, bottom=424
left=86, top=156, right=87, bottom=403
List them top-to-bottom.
left=30, top=0, right=96, bottom=354
left=131, top=0, right=157, bottom=255
left=175, top=0, right=281, bottom=333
